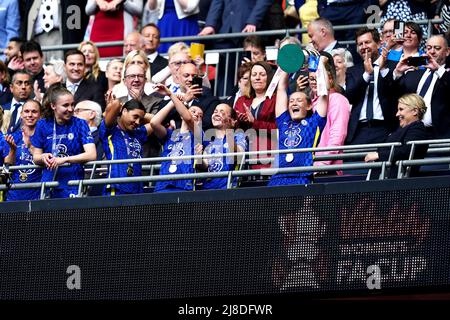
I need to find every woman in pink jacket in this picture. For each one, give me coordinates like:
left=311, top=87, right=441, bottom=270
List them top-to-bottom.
left=308, top=56, right=351, bottom=176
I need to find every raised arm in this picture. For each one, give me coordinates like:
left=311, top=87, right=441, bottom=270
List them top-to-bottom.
left=315, top=56, right=329, bottom=118
left=275, top=71, right=289, bottom=117
left=153, top=83, right=194, bottom=131
left=104, top=99, right=122, bottom=128
left=150, top=103, right=173, bottom=140
left=4, top=135, right=16, bottom=165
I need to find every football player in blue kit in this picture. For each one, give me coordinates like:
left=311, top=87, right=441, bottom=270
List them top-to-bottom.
left=269, top=56, right=329, bottom=186
left=150, top=83, right=204, bottom=193
left=31, top=86, right=97, bottom=198
left=99, top=98, right=153, bottom=195
left=4, top=99, right=42, bottom=201
left=196, top=103, right=247, bottom=190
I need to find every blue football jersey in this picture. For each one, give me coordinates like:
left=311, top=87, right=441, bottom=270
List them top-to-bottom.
left=269, top=111, right=326, bottom=186
left=31, top=117, right=94, bottom=198
left=99, top=120, right=148, bottom=195
left=154, top=129, right=199, bottom=192
left=6, top=131, right=42, bottom=201
left=202, top=131, right=247, bottom=190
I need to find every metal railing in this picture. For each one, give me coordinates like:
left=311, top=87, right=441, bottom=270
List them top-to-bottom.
left=397, top=139, right=450, bottom=178
left=1, top=142, right=402, bottom=200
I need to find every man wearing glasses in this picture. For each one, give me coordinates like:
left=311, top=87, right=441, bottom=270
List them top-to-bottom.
left=118, top=64, right=163, bottom=158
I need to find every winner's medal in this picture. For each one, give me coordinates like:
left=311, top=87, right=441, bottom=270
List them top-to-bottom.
left=285, top=153, right=294, bottom=163
left=169, top=163, right=177, bottom=173
left=127, top=165, right=134, bottom=176
left=19, top=172, right=28, bottom=182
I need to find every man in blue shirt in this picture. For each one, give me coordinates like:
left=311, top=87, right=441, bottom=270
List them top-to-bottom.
left=0, top=0, right=19, bottom=62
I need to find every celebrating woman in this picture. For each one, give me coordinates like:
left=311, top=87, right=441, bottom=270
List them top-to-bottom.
left=150, top=83, right=203, bottom=192
left=31, top=87, right=97, bottom=198
left=365, top=93, right=430, bottom=178
left=99, top=98, right=153, bottom=195
left=4, top=100, right=42, bottom=201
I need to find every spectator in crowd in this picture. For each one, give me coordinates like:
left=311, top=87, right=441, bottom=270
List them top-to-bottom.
left=0, top=0, right=19, bottom=62
left=22, top=0, right=64, bottom=60
left=85, top=0, right=143, bottom=57
left=146, top=0, right=200, bottom=54
left=198, top=0, right=273, bottom=96
left=318, top=0, right=369, bottom=42
left=380, top=0, right=429, bottom=45
left=307, top=17, right=347, bottom=53
left=380, top=19, right=404, bottom=62
left=384, top=21, right=424, bottom=63
left=141, top=23, right=168, bottom=76
left=345, top=27, right=397, bottom=145
left=124, top=31, right=144, bottom=56
left=392, top=34, right=450, bottom=139
left=242, top=35, right=267, bottom=64
left=4, top=37, right=23, bottom=70
left=20, top=41, right=45, bottom=94
left=79, top=41, right=108, bottom=93
left=153, top=42, right=210, bottom=89
left=331, top=48, right=353, bottom=90
left=64, top=49, right=105, bottom=110
left=160, top=49, right=192, bottom=91
left=112, top=50, right=154, bottom=98
left=268, top=56, right=328, bottom=187
left=104, top=58, right=124, bottom=97
left=309, top=58, right=351, bottom=175
left=34, top=59, right=66, bottom=103
left=0, top=60, right=12, bottom=106
left=43, top=60, right=66, bottom=89
left=234, top=61, right=277, bottom=169
left=164, top=62, right=219, bottom=131
left=224, top=62, right=252, bottom=109
left=115, top=63, right=163, bottom=158
left=116, top=63, right=162, bottom=116
left=3, top=70, right=33, bottom=134
left=150, top=83, right=203, bottom=192
left=31, top=86, right=97, bottom=199
left=365, top=93, right=430, bottom=178
left=99, top=98, right=153, bottom=195
left=4, top=99, right=42, bottom=201
left=74, top=100, right=104, bottom=160
left=196, top=103, right=247, bottom=190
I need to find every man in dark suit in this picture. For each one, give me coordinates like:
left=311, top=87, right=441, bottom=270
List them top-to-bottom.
left=307, top=17, right=347, bottom=53
left=141, top=23, right=168, bottom=77
left=345, top=27, right=397, bottom=145
left=392, top=35, right=450, bottom=139
left=19, top=40, right=45, bottom=94
left=64, top=49, right=105, bottom=110
left=2, top=70, right=33, bottom=134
